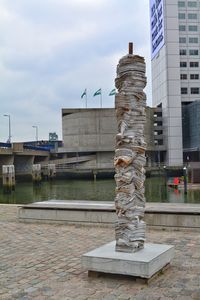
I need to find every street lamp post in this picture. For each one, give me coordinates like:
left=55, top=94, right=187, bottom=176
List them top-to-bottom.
left=3, top=114, right=11, bottom=143
left=32, top=126, right=38, bottom=143
left=154, top=140, right=160, bottom=168
left=163, top=165, right=167, bottom=185
left=183, top=166, right=188, bottom=195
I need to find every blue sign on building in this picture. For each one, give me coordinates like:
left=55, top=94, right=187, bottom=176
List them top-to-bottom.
left=150, top=0, right=165, bottom=59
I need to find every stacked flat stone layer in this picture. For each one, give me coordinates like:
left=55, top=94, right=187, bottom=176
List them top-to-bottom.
left=114, top=54, right=147, bottom=253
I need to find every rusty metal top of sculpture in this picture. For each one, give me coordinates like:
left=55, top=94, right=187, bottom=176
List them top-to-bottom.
left=115, top=43, right=147, bottom=94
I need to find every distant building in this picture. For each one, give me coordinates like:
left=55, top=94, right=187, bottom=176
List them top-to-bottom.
left=61, top=108, right=165, bottom=174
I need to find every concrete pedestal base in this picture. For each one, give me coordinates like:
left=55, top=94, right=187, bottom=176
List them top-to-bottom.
left=82, top=241, right=174, bottom=279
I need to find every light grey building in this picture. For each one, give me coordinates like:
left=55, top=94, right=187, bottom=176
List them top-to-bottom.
left=150, top=0, right=200, bottom=166
left=61, top=108, right=164, bottom=176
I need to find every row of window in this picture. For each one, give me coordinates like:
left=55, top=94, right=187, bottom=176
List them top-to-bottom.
left=178, top=1, right=198, bottom=8
left=179, top=13, right=198, bottom=19
left=179, top=25, right=198, bottom=31
left=180, top=37, right=198, bottom=43
left=180, top=49, right=199, bottom=55
left=180, top=61, right=199, bottom=67
left=180, top=74, right=199, bottom=79
left=181, top=87, right=199, bottom=94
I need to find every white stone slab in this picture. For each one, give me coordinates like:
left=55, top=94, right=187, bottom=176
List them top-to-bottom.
left=19, top=200, right=200, bottom=214
left=82, top=241, right=174, bottom=278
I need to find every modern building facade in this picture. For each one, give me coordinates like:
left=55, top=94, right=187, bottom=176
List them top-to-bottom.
left=150, top=0, right=200, bottom=166
left=182, top=100, right=200, bottom=160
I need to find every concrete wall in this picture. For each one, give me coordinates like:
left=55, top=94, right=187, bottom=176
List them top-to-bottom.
left=146, top=107, right=156, bottom=150
left=62, top=108, right=155, bottom=153
left=62, top=109, right=116, bottom=152
left=76, top=152, right=114, bottom=170
left=14, top=156, right=34, bottom=175
left=18, top=202, right=200, bottom=229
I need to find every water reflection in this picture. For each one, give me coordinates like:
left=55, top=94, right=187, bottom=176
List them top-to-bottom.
left=0, top=177, right=200, bottom=204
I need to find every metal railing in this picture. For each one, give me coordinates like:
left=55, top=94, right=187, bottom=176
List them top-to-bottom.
left=0, top=142, right=12, bottom=148
left=23, top=144, right=53, bottom=152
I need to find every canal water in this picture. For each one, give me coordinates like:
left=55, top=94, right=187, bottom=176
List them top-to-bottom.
left=0, top=177, right=200, bottom=205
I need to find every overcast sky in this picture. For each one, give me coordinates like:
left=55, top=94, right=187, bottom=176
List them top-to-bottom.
left=0, top=0, right=151, bottom=142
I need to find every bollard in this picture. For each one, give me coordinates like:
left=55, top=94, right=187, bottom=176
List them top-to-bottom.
left=32, top=164, right=42, bottom=185
left=47, top=164, right=56, bottom=180
left=2, top=165, right=15, bottom=193
left=93, top=170, right=97, bottom=181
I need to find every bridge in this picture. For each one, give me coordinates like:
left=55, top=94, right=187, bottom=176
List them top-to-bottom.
left=0, top=142, right=50, bottom=177
left=0, top=142, right=184, bottom=180
left=0, top=143, right=104, bottom=178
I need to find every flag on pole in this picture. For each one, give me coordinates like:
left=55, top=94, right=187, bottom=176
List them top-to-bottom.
left=93, top=88, right=101, bottom=97
left=109, top=88, right=116, bottom=96
left=81, top=89, right=87, bottom=98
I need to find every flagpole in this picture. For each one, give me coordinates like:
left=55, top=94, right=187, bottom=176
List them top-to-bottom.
left=85, top=89, right=87, bottom=108
left=100, top=89, right=102, bottom=108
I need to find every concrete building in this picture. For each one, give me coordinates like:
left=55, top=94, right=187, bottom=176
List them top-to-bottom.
left=150, top=0, right=200, bottom=166
left=61, top=108, right=164, bottom=176
left=61, top=108, right=116, bottom=175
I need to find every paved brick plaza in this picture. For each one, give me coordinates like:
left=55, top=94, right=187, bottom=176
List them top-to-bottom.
left=0, top=204, right=200, bottom=300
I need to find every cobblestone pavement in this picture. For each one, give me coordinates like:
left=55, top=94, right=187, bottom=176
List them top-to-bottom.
left=0, top=205, right=200, bottom=300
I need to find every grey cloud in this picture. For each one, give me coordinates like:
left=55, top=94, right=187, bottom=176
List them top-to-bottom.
left=0, top=0, right=151, bottom=141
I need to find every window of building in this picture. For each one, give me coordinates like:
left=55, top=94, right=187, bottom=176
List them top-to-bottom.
left=178, top=1, right=185, bottom=7
left=188, top=1, right=197, bottom=7
left=179, top=13, right=186, bottom=19
left=188, top=13, right=197, bottom=19
left=179, top=25, right=186, bottom=31
left=188, top=25, right=198, bottom=31
left=179, top=37, right=186, bottom=43
left=189, top=37, right=198, bottom=43
left=180, top=49, right=187, bottom=55
left=189, top=49, right=198, bottom=55
left=180, top=62, right=187, bottom=67
left=190, top=62, right=199, bottom=67
left=180, top=74, right=187, bottom=79
left=190, top=74, right=199, bottom=79
left=191, top=87, right=199, bottom=94
left=181, top=88, right=188, bottom=94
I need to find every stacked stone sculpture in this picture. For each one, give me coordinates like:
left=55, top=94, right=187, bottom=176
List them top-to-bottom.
left=114, top=43, right=147, bottom=253
left=82, top=44, right=174, bottom=280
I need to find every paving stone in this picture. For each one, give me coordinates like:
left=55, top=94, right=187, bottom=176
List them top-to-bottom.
left=0, top=205, right=200, bottom=300
left=24, top=286, right=38, bottom=294
left=192, top=290, right=200, bottom=299
left=12, top=292, right=27, bottom=299
left=75, top=295, right=90, bottom=300
left=102, top=295, right=117, bottom=300
left=117, top=295, right=131, bottom=300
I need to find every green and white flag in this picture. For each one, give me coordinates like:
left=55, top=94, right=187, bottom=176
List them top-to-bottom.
left=81, top=88, right=87, bottom=98
left=93, top=88, right=101, bottom=97
left=109, top=88, right=116, bottom=96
